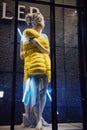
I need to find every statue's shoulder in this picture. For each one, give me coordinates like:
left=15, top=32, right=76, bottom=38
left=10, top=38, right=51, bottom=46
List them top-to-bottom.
left=23, top=28, right=39, bottom=38
left=41, top=33, right=49, bottom=40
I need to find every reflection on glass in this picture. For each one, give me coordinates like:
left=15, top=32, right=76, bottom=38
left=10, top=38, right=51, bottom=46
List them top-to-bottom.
left=55, top=0, right=76, bottom=6
left=55, top=7, right=83, bottom=130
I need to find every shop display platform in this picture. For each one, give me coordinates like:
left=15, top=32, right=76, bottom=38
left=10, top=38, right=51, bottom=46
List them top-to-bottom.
left=0, top=123, right=83, bottom=130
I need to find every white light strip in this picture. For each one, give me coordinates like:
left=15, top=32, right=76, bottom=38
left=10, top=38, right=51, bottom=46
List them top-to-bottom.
left=17, top=28, right=23, bottom=38
left=46, top=90, right=59, bottom=115
left=0, top=91, right=4, bottom=98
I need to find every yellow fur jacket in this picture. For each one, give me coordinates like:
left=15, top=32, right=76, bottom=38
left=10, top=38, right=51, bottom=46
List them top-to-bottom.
left=21, top=28, right=51, bottom=81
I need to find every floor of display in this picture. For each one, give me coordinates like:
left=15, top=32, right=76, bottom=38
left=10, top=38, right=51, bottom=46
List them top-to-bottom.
left=0, top=123, right=83, bottom=130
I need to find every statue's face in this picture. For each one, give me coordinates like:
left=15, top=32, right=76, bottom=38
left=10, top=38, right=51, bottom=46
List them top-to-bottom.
left=26, top=17, right=30, bottom=26
left=40, top=17, right=45, bottom=29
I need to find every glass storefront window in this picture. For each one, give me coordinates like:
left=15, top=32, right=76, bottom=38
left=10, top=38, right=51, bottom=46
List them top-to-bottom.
left=0, top=0, right=85, bottom=130
left=55, top=0, right=77, bottom=6
left=0, top=1, right=15, bottom=130
left=15, top=1, right=52, bottom=130
left=55, top=7, right=83, bottom=130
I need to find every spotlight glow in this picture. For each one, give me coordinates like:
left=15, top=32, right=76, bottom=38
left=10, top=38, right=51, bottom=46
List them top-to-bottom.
left=75, top=10, right=77, bottom=14
left=0, top=91, right=4, bottom=98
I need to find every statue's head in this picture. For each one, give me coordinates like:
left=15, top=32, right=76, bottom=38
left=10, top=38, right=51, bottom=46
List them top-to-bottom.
left=25, top=12, right=45, bottom=29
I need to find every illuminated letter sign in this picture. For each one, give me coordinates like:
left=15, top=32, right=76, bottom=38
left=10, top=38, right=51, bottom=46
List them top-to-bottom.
left=1, top=2, right=40, bottom=21
left=2, top=2, right=13, bottom=20
left=18, top=5, right=25, bottom=21
left=30, top=6, right=40, bottom=13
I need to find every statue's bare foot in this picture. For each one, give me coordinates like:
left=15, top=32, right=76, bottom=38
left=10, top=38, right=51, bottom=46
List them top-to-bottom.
left=41, top=117, right=50, bottom=127
left=35, top=120, right=43, bottom=130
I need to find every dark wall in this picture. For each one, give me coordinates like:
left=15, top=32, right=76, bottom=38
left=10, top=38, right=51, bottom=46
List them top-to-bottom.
left=77, top=0, right=87, bottom=129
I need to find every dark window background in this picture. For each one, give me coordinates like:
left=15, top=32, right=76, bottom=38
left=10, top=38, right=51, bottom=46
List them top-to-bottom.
left=0, top=1, right=15, bottom=126
left=55, top=7, right=83, bottom=123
